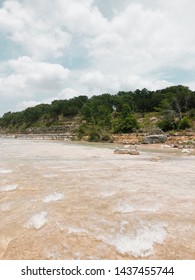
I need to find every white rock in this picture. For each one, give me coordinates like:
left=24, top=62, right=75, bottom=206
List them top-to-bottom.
left=182, top=149, right=191, bottom=153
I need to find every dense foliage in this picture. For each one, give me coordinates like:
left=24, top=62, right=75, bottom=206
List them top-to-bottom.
left=0, top=85, right=195, bottom=137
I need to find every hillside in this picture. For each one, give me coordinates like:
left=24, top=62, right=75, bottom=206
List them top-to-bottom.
left=0, top=85, right=195, bottom=143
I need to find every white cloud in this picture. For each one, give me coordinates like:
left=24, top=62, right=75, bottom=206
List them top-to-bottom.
left=0, top=0, right=195, bottom=115
left=0, top=0, right=108, bottom=59
left=0, top=0, right=71, bottom=58
left=87, top=1, right=195, bottom=76
left=0, top=56, right=70, bottom=98
left=80, top=70, right=173, bottom=94
left=15, top=87, right=81, bottom=112
left=57, top=88, right=80, bottom=99
left=15, top=100, right=41, bottom=111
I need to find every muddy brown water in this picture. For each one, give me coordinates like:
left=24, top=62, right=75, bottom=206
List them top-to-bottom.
left=0, top=138, right=195, bottom=259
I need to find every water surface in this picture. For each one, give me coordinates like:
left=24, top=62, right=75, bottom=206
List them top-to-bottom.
left=0, top=138, right=194, bottom=259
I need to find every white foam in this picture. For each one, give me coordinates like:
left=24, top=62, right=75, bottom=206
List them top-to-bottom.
left=0, top=169, right=13, bottom=174
left=43, top=174, right=58, bottom=178
left=0, top=184, right=18, bottom=192
left=100, top=190, right=116, bottom=197
left=43, top=192, right=64, bottom=203
left=116, top=202, right=160, bottom=213
left=116, top=203, right=135, bottom=213
left=139, top=204, right=160, bottom=213
left=25, top=211, right=47, bottom=229
left=120, top=220, right=129, bottom=233
left=98, top=222, right=167, bottom=257
left=67, top=227, right=86, bottom=234
left=46, top=247, right=60, bottom=259
left=74, top=252, right=83, bottom=260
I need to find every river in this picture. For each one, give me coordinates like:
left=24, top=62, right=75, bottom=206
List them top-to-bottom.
left=0, top=138, right=195, bottom=259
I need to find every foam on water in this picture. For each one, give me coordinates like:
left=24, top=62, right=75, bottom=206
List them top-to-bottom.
left=0, top=169, right=13, bottom=174
left=42, top=174, right=58, bottom=178
left=0, top=184, right=18, bottom=192
left=100, top=190, right=116, bottom=197
left=43, top=192, right=64, bottom=203
left=116, top=202, right=160, bottom=213
left=116, top=203, right=135, bottom=213
left=25, top=211, right=47, bottom=229
left=120, top=220, right=129, bottom=233
left=97, top=222, right=167, bottom=257
left=67, top=227, right=87, bottom=234
left=46, top=248, right=61, bottom=259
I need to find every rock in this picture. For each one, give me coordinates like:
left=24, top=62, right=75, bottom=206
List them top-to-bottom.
left=150, top=117, right=158, bottom=122
left=142, top=134, right=167, bottom=144
left=123, top=144, right=137, bottom=149
left=161, top=144, right=172, bottom=148
left=172, top=144, right=179, bottom=148
left=123, top=145, right=131, bottom=148
left=178, top=145, right=184, bottom=149
left=114, top=148, right=139, bottom=155
left=182, top=149, right=191, bottom=153
left=129, top=150, right=140, bottom=155
left=149, top=157, right=160, bottom=162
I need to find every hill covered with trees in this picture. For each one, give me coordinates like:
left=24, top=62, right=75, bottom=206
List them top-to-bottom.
left=0, top=85, right=195, bottom=142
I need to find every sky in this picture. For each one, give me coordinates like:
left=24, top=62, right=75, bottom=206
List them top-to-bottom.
left=0, top=0, right=195, bottom=116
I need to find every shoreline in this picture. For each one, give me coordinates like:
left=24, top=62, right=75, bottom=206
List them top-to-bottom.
left=1, top=131, right=195, bottom=145
left=0, top=133, right=195, bottom=156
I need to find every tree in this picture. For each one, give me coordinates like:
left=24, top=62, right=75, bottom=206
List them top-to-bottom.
left=112, top=104, right=139, bottom=133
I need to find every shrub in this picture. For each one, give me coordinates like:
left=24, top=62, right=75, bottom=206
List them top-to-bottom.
left=113, top=115, right=139, bottom=133
left=178, top=116, right=191, bottom=130
left=157, top=118, right=177, bottom=131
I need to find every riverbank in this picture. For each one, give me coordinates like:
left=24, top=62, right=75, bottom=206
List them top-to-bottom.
left=1, top=130, right=195, bottom=150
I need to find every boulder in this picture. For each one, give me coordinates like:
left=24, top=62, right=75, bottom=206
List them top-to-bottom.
left=142, top=134, right=167, bottom=144
left=114, top=148, right=139, bottom=155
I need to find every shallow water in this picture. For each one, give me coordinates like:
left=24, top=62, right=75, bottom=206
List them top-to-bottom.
left=0, top=138, right=195, bottom=259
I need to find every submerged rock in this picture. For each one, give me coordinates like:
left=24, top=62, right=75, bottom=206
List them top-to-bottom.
left=114, top=148, right=139, bottom=155
left=149, top=157, right=160, bottom=162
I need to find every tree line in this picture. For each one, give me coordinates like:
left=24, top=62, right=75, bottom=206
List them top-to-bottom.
left=0, top=85, right=195, bottom=139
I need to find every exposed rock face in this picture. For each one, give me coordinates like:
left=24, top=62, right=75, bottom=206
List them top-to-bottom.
left=142, top=135, right=167, bottom=144
left=114, top=148, right=140, bottom=155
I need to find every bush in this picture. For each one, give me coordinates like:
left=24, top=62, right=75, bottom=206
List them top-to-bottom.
left=113, top=115, right=139, bottom=133
left=178, top=116, right=191, bottom=130
left=157, top=118, right=177, bottom=131
left=75, top=124, right=113, bottom=142
left=88, top=131, right=101, bottom=142
left=100, top=133, right=113, bottom=142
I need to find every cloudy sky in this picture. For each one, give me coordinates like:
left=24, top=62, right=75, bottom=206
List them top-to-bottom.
left=0, top=0, right=195, bottom=116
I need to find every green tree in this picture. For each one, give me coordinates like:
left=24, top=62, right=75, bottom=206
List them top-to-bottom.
left=112, top=104, right=139, bottom=133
